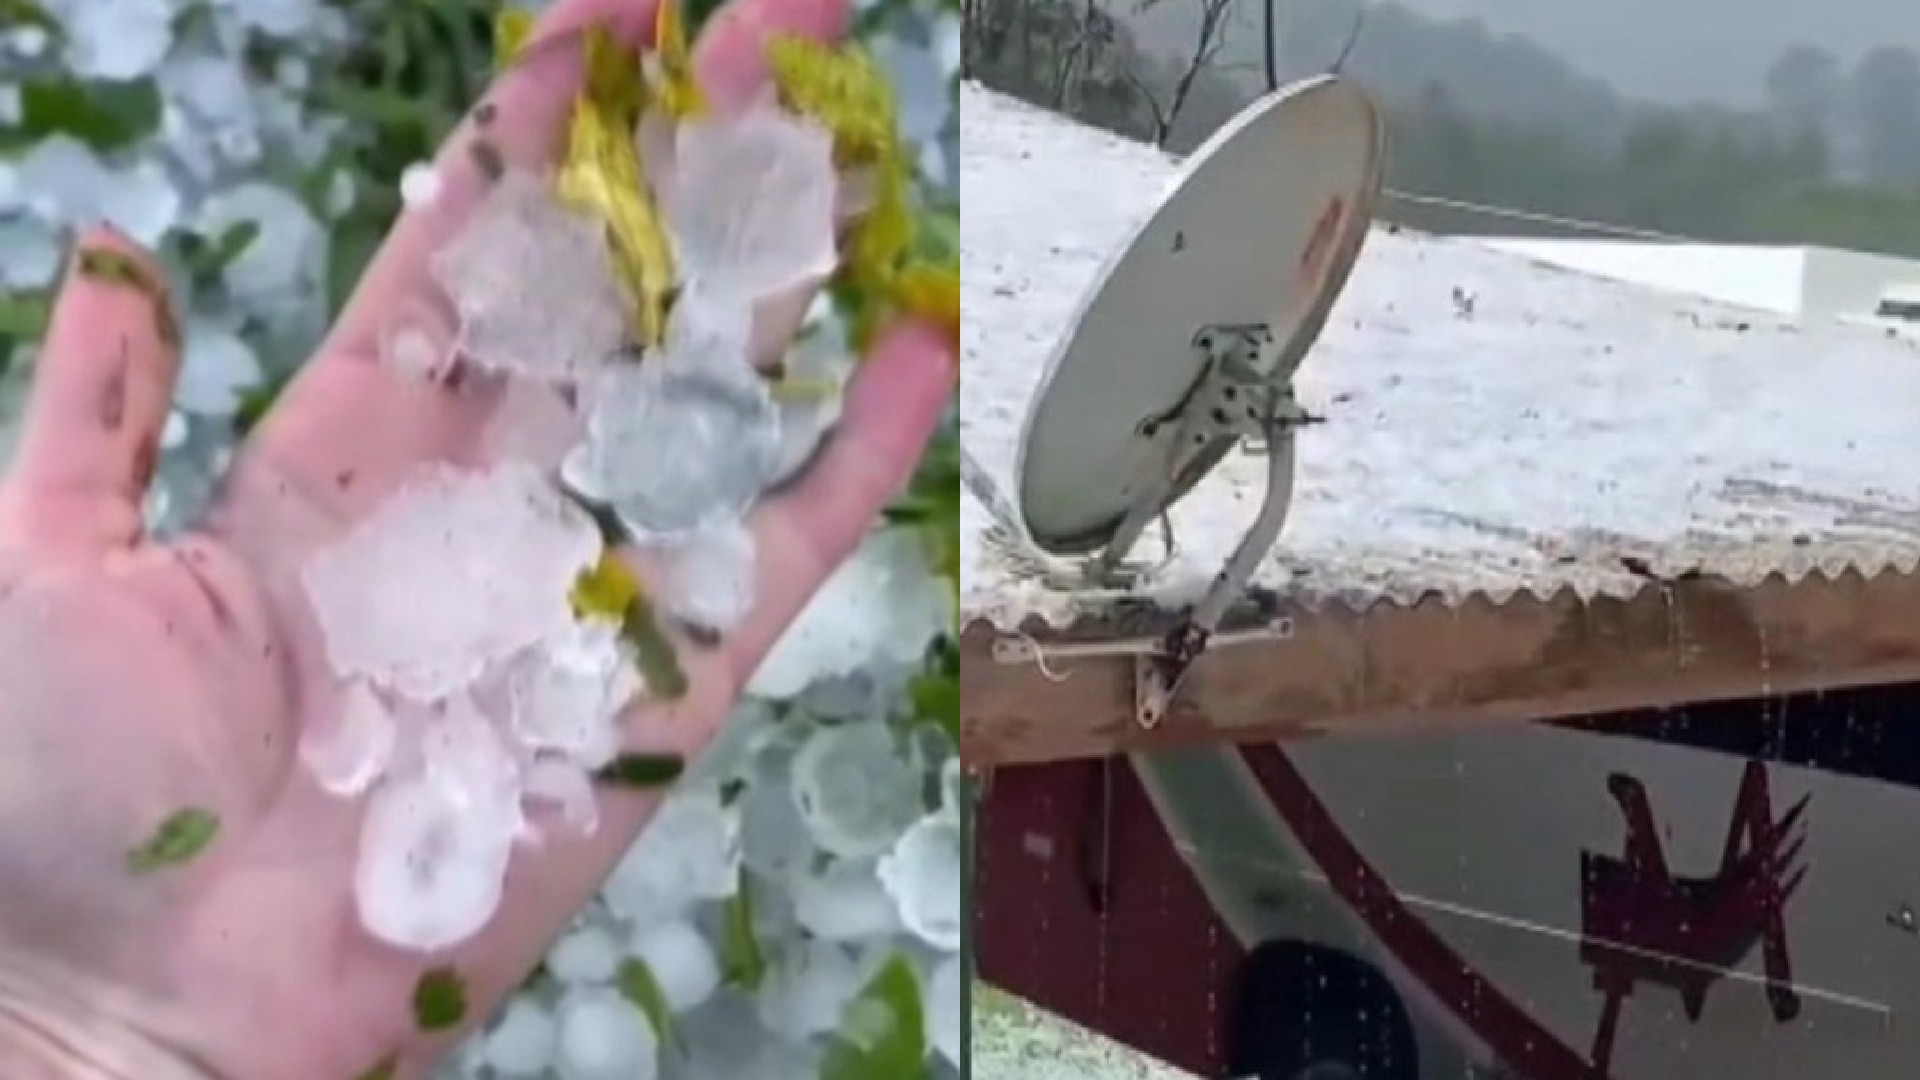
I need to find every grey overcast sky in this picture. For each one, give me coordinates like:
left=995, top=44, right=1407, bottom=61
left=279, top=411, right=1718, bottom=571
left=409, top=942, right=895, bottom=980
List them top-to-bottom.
left=1379, top=0, right=1920, bottom=103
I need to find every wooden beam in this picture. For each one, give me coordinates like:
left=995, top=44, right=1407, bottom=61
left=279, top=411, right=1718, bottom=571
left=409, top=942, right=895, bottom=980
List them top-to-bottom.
left=961, top=567, right=1920, bottom=766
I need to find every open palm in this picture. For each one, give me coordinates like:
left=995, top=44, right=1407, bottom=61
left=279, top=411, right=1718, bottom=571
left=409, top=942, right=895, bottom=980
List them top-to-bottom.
left=0, top=0, right=953, bottom=1077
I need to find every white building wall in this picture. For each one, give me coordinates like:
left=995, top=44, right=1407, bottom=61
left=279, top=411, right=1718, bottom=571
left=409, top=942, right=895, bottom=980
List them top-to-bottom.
left=1480, top=239, right=1807, bottom=316
left=1799, top=246, right=1920, bottom=320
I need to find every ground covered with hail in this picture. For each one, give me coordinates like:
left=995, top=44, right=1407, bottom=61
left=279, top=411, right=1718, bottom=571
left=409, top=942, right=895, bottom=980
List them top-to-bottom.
left=0, top=0, right=962, bottom=1078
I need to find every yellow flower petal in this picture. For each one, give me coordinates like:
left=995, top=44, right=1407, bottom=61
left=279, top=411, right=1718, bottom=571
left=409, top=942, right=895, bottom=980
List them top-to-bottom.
left=650, top=0, right=706, bottom=119
left=494, top=9, right=534, bottom=70
left=583, top=24, right=649, bottom=121
left=557, top=29, right=675, bottom=344
left=764, top=36, right=897, bottom=168
left=849, top=162, right=914, bottom=284
left=891, top=261, right=959, bottom=351
left=570, top=551, right=640, bottom=623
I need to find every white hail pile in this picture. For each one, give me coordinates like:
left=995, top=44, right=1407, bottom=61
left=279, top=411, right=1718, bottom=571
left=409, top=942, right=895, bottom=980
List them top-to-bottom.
left=0, top=0, right=962, bottom=1078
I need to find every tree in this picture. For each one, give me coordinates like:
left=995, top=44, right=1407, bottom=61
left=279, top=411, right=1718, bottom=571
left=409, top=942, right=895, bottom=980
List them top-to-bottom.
left=1124, top=0, right=1237, bottom=147
left=1764, top=43, right=1839, bottom=137
left=1846, top=46, right=1920, bottom=183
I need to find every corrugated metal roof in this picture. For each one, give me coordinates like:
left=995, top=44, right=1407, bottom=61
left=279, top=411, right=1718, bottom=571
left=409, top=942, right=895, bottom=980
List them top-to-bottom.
left=960, top=85, right=1920, bottom=636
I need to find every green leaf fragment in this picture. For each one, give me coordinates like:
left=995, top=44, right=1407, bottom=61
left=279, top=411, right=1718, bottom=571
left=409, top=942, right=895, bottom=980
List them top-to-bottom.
left=0, top=0, right=59, bottom=36
left=493, top=8, right=534, bottom=70
left=0, top=78, right=162, bottom=154
left=73, top=245, right=180, bottom=347
left=0, top=290, right=52, bottom=342
left=231, top=366, right=295, bottom=437
left=623, top=592, right=687, bottom=699
left=910, top=664, right=959, bottom=746
left=593, top=752, right=686, bottom=788
left=127, top=807, right=219, bottom=874
left=720, top=870, right=767, bottom=990
left=819, top=954, right=926, bottom=1080
left=615, top=957, right=682, bottom=1051
left=412, top=966, right=467, bottom=1032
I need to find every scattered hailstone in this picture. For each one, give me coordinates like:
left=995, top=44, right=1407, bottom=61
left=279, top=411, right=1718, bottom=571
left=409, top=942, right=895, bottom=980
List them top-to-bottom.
left=48, top=0, right=175, bottom=81
left=6, top=26, right=49, bottom=57
left=659, top=108, right=840, bottom=303
left=401, top=161, right=444, bottom=208
left=431, top=169, right=629, bottom=382
left=196, top=181, right=324, bottom=304
left=0, top=216, right=60, bottom=289
left=176, top=323, right=263, bottom=416
left=300, top=462, right=600, bottom=702
left=749, top=528, right=952, bottom=699
left=790, top=723, right=921, bottom=860
left=601, top=785, right=741, bottom=925
left=877, top=814, right=962, bottom=951
left=791, top=858, right=904, bottom=941
left=629, top=918, right=721, bottom=1012
left=547, top=923, right=624, bottom=985
left=753, top=938, right=870, bottom=1042
left=927, top=954, right=961, bottom=1067
left=554, top=985, right=660, bottom=1080
left=484, top=999, right=558, bottom=1077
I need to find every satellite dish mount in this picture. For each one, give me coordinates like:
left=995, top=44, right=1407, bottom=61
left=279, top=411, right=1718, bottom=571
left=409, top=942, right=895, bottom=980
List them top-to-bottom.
left=1009, top=75, right=1386, bottom=730
left=1099, top=323, right=1317, bottom=724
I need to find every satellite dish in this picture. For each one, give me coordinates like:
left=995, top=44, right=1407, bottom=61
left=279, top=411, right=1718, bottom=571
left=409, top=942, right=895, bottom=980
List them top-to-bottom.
left=1011, top=74, right=1386, bottom=723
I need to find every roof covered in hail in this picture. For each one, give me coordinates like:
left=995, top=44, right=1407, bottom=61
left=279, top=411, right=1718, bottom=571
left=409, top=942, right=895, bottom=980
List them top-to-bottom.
left=959, top=83, right=1920, bottom=632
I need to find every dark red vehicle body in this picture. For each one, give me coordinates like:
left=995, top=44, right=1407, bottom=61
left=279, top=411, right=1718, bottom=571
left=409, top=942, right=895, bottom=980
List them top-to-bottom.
left=977, top=680, right=1920, bottom=1079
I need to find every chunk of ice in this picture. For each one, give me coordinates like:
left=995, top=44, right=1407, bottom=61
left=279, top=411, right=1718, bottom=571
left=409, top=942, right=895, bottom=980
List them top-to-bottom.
left=52, top=0, right=174, bottom=81
left=660, top=108, right=838, bottom=304
left=400, top=162, right=443, bottom=207
left=432, top=170, right=629, bottom=382
left=196, top=181, right=323, bottom=303
left=767, top=309, right=853, bottom=487
left=176, top=323, right=262, bottom=416
left=580, top=359, right=779, bottom=541
left=484, top=379, right=585, bottom=469
left=301, top=463, right=601, bottom=702
left=654, top=519, right=757, bottom=634
left=749, top=529, right=952, bottom=699
left=505, top=620, right=636, bottom=769
left=298, top=680, right=396, bottom=797
left=419, top=697, right=523, bottom=822
left=790, top=722, right=920, bottom=860
left=523, top=756, right=601, bottom=838
left=354, top=770, right=517, bottom=951
left=738, top=773, right=814, bottom=881
left=601, top=786, right=741, bottom=924
left=877, top=815, right=961, bottom=952
left=790, top=858, right=903, bottom=941
left=627, top=918, right=720, bottom=1013
left=547, top=923, right=622, bottom=985
left=753, top=938, right=865, bottom=1042
left=926, top=954, right=961, bottom=1067
left=553, top=985, right=659, bottom=1080
left=484, top=998, right=558, bottom=1076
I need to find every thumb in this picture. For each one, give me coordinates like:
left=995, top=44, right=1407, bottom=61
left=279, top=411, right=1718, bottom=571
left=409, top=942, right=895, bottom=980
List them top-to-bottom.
left=0, top=225, right=182, bottom=559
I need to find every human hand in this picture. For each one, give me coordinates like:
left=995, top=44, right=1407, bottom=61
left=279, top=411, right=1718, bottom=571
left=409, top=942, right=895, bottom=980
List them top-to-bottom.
left=0, top=0, right=953, bottom=1075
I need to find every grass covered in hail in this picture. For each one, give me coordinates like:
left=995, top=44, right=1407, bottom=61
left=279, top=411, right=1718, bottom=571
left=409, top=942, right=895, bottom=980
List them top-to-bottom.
left=0, top=0, right=960, bottom=1076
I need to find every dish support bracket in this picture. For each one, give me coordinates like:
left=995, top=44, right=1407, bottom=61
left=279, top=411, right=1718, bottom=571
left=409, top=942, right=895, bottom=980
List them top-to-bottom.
left=1095, top=323, right=1310, bottom=729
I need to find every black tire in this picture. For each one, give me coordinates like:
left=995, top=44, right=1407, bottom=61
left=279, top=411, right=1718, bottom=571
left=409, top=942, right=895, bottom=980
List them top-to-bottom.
left=1226, top=942, right=1419, bottom=1080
